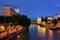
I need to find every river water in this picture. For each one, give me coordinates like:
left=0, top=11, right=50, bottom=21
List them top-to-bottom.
left=10, top=24, right=60, bottom=40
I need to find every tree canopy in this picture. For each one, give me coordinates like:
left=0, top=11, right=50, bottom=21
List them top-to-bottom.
left=0, top=14, right=31, bottom=27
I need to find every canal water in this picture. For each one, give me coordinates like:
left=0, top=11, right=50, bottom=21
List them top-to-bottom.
left=10, top=24, right=60, bottom=40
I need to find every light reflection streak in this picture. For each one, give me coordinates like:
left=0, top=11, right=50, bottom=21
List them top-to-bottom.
left=38, top=25, right=46, bottom=37
left=38, top=25, right=54, bottom=40
left=48, top=29, right=53, bottom=40
left=17, top=35, right=20, bottom=38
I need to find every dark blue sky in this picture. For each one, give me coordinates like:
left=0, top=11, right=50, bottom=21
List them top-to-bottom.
left=0, top=0, right=60, bottom=20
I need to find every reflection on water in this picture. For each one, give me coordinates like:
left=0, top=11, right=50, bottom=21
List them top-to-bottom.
left=9, top=24, right=60, bottom=40
left=38, top=25, right=46, bottom=40
left=38, top=25, right=46, bottom=36
left=48, top=29, right=53, bottom=40
left=10, top=30, right=30, bottom=40
left=58, top=31, right=60, bottom=40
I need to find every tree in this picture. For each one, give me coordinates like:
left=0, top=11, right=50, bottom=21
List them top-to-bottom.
left=0, top=14, right=31, bottom=28
left=18, top=15, right=31, bottom=27
left=0, top=16, right=6, bottom=23
left=5, top=16, right=11, bottom=23
left=45, top=17, right=48, bottom=23
left=57, top=17, right=60, bottom=21
left=52, top=19, right=58, bottom=25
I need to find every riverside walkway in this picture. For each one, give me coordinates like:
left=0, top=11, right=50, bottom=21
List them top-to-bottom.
left=0, top=25, right=26, bottom=40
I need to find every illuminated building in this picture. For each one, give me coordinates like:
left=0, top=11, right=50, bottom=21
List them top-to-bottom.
left=47, top=16, right=53, bottom=20
left=37, top=17, right=41, bottom=24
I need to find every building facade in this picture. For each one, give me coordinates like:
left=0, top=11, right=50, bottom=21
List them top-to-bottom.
left=2, top=6, right=20, bottom=16
left=54, top=14, right=60, bottom=19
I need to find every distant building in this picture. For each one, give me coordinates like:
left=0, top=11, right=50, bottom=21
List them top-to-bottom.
left=2, top=6, right=20, bottom=16
left=54, top=14, right=60, bottom=19
left=47, top=16, right=53, bottom=20
left=47, top=16, right=53, bottom=23
left=37, top=17, right=41, bottom=24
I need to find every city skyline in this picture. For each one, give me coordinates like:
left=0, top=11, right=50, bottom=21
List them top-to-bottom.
left=0, top=0, right=60, bottom=20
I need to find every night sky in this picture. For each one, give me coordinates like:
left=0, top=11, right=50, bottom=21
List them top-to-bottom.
left=0, top=0, right=60, bottom=20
